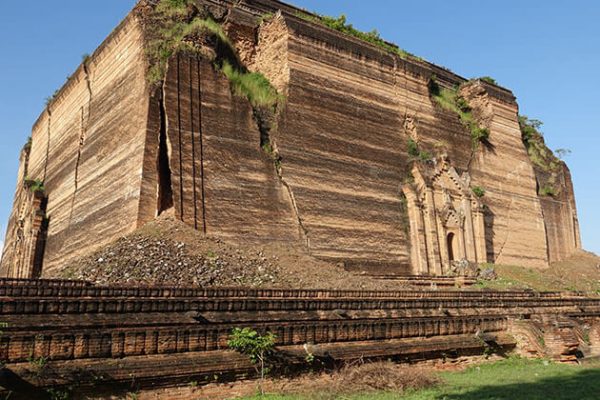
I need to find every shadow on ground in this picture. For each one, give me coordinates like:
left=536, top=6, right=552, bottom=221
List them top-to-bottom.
left=439, top=368, right=600, bottom=400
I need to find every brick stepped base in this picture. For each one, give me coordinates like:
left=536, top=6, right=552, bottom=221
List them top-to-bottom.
left=365, top=275, right=478, bottom=287
left=0, top=277, right=588, bottom=299
left=0, top=279, right=598, bottom=397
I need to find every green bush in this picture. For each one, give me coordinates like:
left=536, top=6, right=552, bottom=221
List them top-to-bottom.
left=518, top=115, right=564, bottom=196
left=472, top=127, right=490, bottom=143
left=407, top=138, right=420, bottom=157
left=407, top=139, right=431, bottom=161
left=419, top=150, right=432, bottom=161
left=472, top=186, right=486, bottom=198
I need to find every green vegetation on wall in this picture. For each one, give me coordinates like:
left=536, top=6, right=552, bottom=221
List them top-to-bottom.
left=144, top=0, right=282, bottom=163
left=145, top=0, right=280, bottom=111
left=296, top=12, right=421, bottom=61
left=221, top=61, right=281, bottom=109
left=479, top=76, right=498, bottom=85
left=429, top=77, right=490, bottom=149
left=518, top=115, right=565, bottom=197
left=23, top=136, right=32, bottom=153
left=407, top=138, right=432, bottom=162
left=25, top=178, right=45, bottom=194
left=472, top=186, right=486, bottom=198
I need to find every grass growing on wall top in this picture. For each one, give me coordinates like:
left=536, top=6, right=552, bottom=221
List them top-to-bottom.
left=296, top=12, right=422, bottom=61
left=146, top=14, right=231, bottom=85
left=519, top=115, right=561, bottom=172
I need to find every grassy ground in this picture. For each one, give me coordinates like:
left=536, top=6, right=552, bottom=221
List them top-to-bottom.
left=475, top=250, right=600, bottom=293
left=239, top=358, right=600, bottom=400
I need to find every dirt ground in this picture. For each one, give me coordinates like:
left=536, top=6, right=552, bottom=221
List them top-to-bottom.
left=56, top=215, right=600, bottom=292
left=56, top=216, right=414, bottom=290
left=114, top=357, right=485, bottom=400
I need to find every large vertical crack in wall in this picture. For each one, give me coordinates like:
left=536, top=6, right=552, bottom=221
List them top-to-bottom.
left=248, top=13, right=310, bottom=250
left=176, top=54, right=184, bottom=220
left=188, top=58, right=198, bottom=229
left=196, top=58, right=207, bottom=233
left=68, top=62, right=93, bottom=227
left=157, top=83, right=174, bottom=215
left=43, top=108, right=52, bottom=182
left=278, top=172, right=310, bottom=249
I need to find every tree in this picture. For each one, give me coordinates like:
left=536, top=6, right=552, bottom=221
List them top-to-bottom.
left=555, top=148, right=572, bottom=160
left=227, top=328, right=276, bottom=395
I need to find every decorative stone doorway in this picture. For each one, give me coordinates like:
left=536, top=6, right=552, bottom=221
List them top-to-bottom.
left=402, top=154, right=487, bottom=276
left=447, top=232, right=456, bottom=262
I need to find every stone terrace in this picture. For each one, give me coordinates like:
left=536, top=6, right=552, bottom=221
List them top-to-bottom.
left=0, top=279, right=599, bottom=398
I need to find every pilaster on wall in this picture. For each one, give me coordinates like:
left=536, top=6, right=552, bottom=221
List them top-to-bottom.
left=462, top=81, right=549, bottom=268
left=0, top=147, right=48, bottom=278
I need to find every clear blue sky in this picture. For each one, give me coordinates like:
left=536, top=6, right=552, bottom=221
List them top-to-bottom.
left=0, top=1, right=598, bottom=255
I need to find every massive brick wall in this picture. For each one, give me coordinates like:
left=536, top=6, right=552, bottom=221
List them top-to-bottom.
left=1, top=0, right=582, bottom=277
left=1, top=13, right=151, bottom=277
left=155, top=54, right=300, bottom=243
left=538, top=164, right=581, bottom=262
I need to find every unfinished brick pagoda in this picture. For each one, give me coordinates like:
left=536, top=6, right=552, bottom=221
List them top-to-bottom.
left=1, top=0, right=582, bottom=278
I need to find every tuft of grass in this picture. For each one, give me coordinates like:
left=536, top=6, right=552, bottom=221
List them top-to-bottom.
left=258, top=12, right=275, bottom=25
left=296, top=12, right=421, bottom=61
left=146, top=14, right=232, bottom=86
left=221, top=61, right=281, bottom=109
left=479, top=76, right=498, bottom=85
left=45, top=89, right=60, bottom=107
